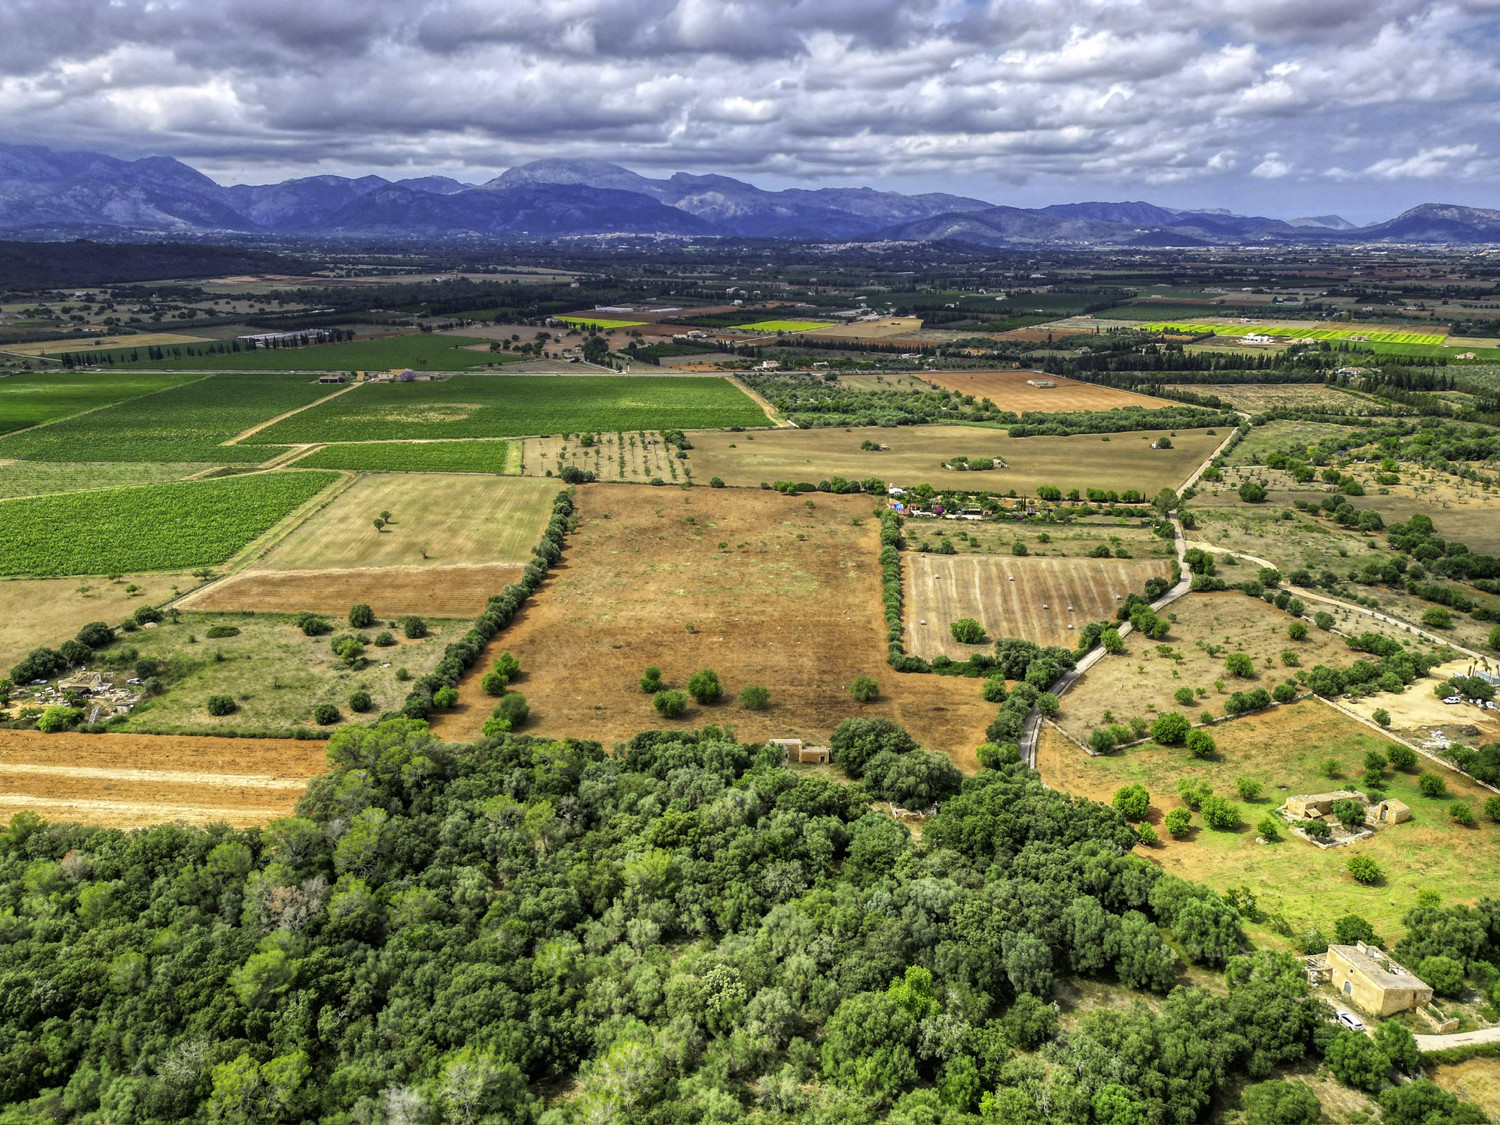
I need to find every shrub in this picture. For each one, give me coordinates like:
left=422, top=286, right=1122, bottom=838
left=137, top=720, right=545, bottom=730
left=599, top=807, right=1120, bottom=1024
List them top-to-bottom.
left=709, top=476, right=725, bottom=488
left=1238, top=480, right=1267, bottom=503
left=348, top=603, right=376, bottom=628
left=132, top=605, right=163, bottom=626
left=1314, top=611, right=1334, bottom=630
left=297, top=612, right=332, bottom=637
left=400, top=616, right=428, bottom=640
left=949, top=618, right=987, bottom=644
left=1287, top=620, right=1308, bottom=641
left=75, top=621, right=113, bottom=648
left=205, top=624, right=240, bottom=639
left=1101, top=628, right=1125, bottom=654
left=374, top=631, right=397, bottom=647
left=59, top=639, right=91, bottom=666
left=493, top=652, right=521, bottom=680
left=1225, top=652, right=1255, bottom=677
left=639, top=665, right=663, bottom=693
left=687, top=669, right=723, bottom=704
left=481, top=671, right=509, bottom=696
left=850, top=676, right=880, bottom=702
left=981, top=676, right=1007, bottom=703
left=1271, top=681, right=1297, bottom=704
left=738, top=684, right=770, bottom=710
left=433, top=686, right=459, bottom=709
left=348, top=689, right=373, bottom=713
left=652, top=689, right=688, bottom=718
left=494, top=692, right=529, bottom=729
left=1036, top=692, right=1059, bottom=719
left=206, top=695, right=237, bottom=716
left=314, top=703, right=341, bottom=726
left=36, top=705, right=82, bottom=733
left=1372, top=708, right=1391, bottom=728
left=1150, top=711, right=1191, bottom=746
left=1088, top=727, right=1115, bottom=753
left=1185, top=729, right=1216, bottom=759
left=976, top=741, right=1020, bottom=769
left=1387, top=744, right=1417, bottom=771
left=1418, top=772, right=1446, bottom=798
left=1235, top=776, right=1262, bottom=801
left=1176, top=777, right=1212, bottom=808
left=1113, top=784, right=1150, bottom=821
left=1200, top=795, right=1239, bottom=830
left=1485, top=795, right=1500, bottom=822
left=1331, top=799, right=1365, bottom=828
left=1450, top=802, right=1476, bottom=827
left=1164, top=808, right=1193, bottom=838
left=1256, top=814, right=1281, bottom=841
left=1304, top=819, right=1331, bottom=840
left=1136, top=823, right=1158, bottom=846
left=1346, top=855, right=1382, bottom=884
left=1416, top=955, right=1465, bottom=998
left=1327, top=1029, right=1385, bottom=1093
left=1241, top=1080, right=1321, bottom=1125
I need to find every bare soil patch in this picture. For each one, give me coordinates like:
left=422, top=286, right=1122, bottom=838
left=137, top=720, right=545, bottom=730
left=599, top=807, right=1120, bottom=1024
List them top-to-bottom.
left=924, top=369, right=1173, bottom=412
left=430, top=485, right=994, bottom=764
left=904, top=554, right=1173, bottom=657
left=180, top=564, right=524, bottom=619
left=0, top=572, right=200, bottom=671
left=0, top=729, right=326, bottom=827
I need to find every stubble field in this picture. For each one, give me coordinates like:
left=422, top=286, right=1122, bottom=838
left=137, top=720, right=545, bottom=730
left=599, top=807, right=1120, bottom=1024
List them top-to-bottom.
left=923, top=369, right=1174, bottom=413
left=430, top=485, right=995, bottom=761
left=179, top=563, right=526, bottom=619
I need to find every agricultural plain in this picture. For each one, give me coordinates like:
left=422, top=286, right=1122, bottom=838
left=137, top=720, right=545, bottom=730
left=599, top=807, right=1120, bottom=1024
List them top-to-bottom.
left=63, top=334, right=525, bottom=372
left=922, top=369, right=1173, bottom=412
left=0, top=370, right=202, bottom=435
left=244, top=375, right=769, bottom=444
left=685, top=424, right=1222, bottom=495
left=520, top=431, right=684, bottom=482
left=291, top=440, right=510, bottom=473
left=0, top=460, right=214, bottom=498
left=0, top=471, right=339, bottom=576
left=255, top=474, right=556, bottom=570
left=431, top=485, right=996, bottom=761
left=904, top=554, right=1174, bottom=656
left=181, top=563, right=525, bottom=619
left=0, top=571, right=198, bottom=670
left=1037, top=703, right=1499, bottom=945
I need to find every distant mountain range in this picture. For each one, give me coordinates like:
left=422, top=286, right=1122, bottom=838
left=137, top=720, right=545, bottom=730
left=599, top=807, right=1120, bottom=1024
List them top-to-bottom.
left=1, top=142, right=1497, bottom=246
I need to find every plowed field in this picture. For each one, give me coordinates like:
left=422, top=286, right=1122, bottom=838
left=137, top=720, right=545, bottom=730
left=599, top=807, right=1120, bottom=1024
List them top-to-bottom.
left=922, top=370, right=1173, bottom=412
left=430, top=485, right=995, bottom=765
left=904, top=555, right=1174, bottom=657
left=179, top=563, right=523, bottom=618
left=0, top=730, right=327, bottom=827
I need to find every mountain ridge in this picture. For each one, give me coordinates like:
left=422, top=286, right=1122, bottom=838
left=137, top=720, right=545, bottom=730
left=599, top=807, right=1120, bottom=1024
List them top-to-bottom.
left=0, top=142, right=1493, bottom=246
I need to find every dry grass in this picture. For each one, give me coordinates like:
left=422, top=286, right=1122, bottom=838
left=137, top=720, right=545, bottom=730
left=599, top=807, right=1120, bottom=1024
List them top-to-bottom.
left=3, top=332, right=211, bottom=357
left=925, top=369, right=1174, bottom=412
left=1167, top=383, right=1389, bottom=414
left=685, top=425, right=1223, bottom=496
left=519, top=431, right=683, bottom=483
left=255, top=473, right=557, bottom=569
left=430, top=485, right=994, bottom=762
left=904, top=554, right=1174, bottom=656
left=179, top=563, right=525, bottom=619
left=0, top=572, right=200, bottom=671
left=1053, top=591, right=1360, bottom=740
left=1036, top=702, right=1500, bottom=945
left=0, top=729, right=326, bottom=827
left=1431, top=1059, right=1500, bottom=1120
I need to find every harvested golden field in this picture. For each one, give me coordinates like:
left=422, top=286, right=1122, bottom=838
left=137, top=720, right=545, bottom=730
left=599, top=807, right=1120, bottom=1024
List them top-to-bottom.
left=803, top=317, right=924, bottom=340
left=3, top=332, right=211, bottom=357
left=924, top=369, right=1173, bottom=412
left=685, top=425, right=1221, bottom=496
left=255, top=473, right=557, bottom=569
left=430, top=485, right=994, bottom=764
left=904, top=554, right=1173, bottom=657
left=179, top=563, right=524, bottom=619
left=0, top=571, right=199, bottom=671
left=1053, top=591, right=1364, bottom=740
left=1036, top=702, right=1499, bottom=945
left=0, top=729, right=327, bottom=827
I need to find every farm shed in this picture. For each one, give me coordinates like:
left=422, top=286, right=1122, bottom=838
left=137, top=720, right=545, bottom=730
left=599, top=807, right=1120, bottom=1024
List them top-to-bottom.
left=770, top=738, right=830, bottom=765
left=1283, top=790, right=1362, bottom=819
left=1373, top=799, right=1411, bottom=824
left=1325, top=943, right=1433, bottom=1016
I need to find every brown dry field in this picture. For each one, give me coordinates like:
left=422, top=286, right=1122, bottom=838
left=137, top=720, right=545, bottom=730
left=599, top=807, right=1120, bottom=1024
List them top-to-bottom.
left=803, top=317, right=924, bottom=340
left=923, top=369, right=1174, bottom=412
left=685, top=425, right=1222, bottom=496
left=430, top=485, right=994, bottom=764
left=904, top=554, right=1174, bottom=657
left=179, top=563, right=524, bottom=619
left=0, top=572, right=199, bottom=671
left=1053, top=591, right=1364, bottom=740
left=0, top=729, right=327, bottom=827
left=1431, top=1059, right=1500, bottom=1120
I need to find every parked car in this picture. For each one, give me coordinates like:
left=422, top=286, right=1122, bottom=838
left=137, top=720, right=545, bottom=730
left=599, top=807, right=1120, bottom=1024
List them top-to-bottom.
left=1442, top=696, right=1463, bottom=704
left=1337, top=1011, right=1365, bottom=1032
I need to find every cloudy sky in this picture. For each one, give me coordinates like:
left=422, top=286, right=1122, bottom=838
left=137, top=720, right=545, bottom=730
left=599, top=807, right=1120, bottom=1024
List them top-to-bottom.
left=3, top=0, right=1498, bottom=221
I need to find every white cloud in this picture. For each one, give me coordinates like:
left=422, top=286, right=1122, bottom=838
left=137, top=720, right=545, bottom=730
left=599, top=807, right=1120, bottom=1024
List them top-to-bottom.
left=1364, top=144, right=1480, bottom=179
left=1252, top=153, right=1293, bottom=178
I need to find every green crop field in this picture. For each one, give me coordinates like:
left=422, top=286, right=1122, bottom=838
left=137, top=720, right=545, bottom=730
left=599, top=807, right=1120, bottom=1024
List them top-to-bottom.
left=558, top=317, right=647, bottom=330
left=736, top=319, right=836, bottom=332
left=1137, top=322, right=1448, bottom=346
left=52, top=334, right=525, bottom=373
left=0, top=371, right=202, bottom=435
left=0, top=373, right=336, bottom=463
left=244, top=374, right=770, bottom=444
left=291, top=440, right=510, bottom=473
left=0, top=460, right=214, bottom=499
left=0, top=470, right=339, bottom=576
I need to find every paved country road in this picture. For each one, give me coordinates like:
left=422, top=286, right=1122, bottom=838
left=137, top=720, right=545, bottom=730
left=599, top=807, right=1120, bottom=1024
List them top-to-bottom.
left=1415, top=1025, right=1500, bottom=1051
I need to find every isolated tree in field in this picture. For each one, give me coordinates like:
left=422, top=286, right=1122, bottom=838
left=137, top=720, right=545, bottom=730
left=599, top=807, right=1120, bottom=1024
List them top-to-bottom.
left=1238, top=480, right=1267, bottom=503
left=380, top=510, right=392, bottom=523
left=373, top=518, right=385, bottom=532
left=348, top=604, right=375, bottom=629
left=1314, top=611, right=1334, bottom=630
left=401, top=616, right=427, bottom=640
left=949, top=618, right=986, bottom=644
left=1287, top=620, right=1308, bottom=641
left=1225, top=652, right=1255, bottom=678
left=638, top=665, right=663, bottom=693
left=687, top=669, right=722, bottom=705
left=481, top=670, right=508, bottom=696
left=850, top=676, right=880, bottom=702
left=738, top=684, right=769, bottom=710
left=348, top=689, right=373, bottom=713
left=652, top=689, right=688, bottom=718
left=206, top=695, right=237, bottom=717
left=314, top=703, right=341, bottom=726
left=1372, top=708, right=1391, bottom=728
left=1150, top=711, right=1190, bottom=746
left=1185, top=728, right=1216, bottom=759
left=1418, top=771, right=1445, bottom=798
left=1235, top=776, right=1262, bottom=801
left=1113, top=784, right=1150, bottom=821
left=1200, top=796, right=1240, bottom=830
left=1256, top=814, right=1281, bottom=840
left=1346, top=855, right=1382, bottom=884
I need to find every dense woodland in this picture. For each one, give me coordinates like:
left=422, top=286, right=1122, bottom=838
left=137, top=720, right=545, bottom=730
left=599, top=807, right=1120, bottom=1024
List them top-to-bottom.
left=1, top=718, right=1493, bottom=1124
